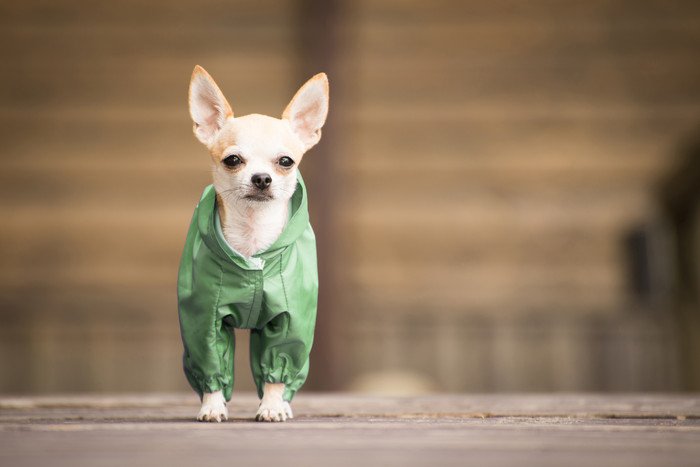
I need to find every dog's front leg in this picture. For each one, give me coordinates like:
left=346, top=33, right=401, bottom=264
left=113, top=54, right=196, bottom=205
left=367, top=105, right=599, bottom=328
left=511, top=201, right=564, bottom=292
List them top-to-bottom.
left=255, top=383, right=293, bottom=422
left=197, top=390, right=228, bottom=422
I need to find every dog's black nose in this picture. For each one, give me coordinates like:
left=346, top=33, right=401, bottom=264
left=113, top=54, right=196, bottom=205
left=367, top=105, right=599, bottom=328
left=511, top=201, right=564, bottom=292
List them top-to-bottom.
left=251, top=173, right=272, bottom=190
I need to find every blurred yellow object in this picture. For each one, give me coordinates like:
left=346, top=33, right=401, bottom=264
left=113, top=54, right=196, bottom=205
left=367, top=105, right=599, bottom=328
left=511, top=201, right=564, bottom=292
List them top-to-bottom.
left=349, top=371, right=438, bottom=396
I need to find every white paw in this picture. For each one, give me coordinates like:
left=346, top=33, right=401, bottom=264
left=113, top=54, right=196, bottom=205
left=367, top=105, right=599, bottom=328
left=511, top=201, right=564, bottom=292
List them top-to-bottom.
left=197, top=390, right=228, bottom=422
left=256, top=399, right=293, bottom=422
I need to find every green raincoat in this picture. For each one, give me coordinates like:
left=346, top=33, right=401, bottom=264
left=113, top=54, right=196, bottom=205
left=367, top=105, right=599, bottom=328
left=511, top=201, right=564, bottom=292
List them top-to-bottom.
left=177, top=173, right=318, bottom=403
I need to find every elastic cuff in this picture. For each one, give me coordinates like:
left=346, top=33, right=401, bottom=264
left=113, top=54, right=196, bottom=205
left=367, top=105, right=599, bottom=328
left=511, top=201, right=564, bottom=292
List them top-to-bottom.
left=185, top=368, right=231, bottom=400
left=264, top=372, right=295, bottom=387
left=200, top=375, right=225, bottom=394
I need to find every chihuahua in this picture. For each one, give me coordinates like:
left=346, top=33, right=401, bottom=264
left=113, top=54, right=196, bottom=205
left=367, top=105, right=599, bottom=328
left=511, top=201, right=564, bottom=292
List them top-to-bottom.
left=177, top=65, right=328, bottom=422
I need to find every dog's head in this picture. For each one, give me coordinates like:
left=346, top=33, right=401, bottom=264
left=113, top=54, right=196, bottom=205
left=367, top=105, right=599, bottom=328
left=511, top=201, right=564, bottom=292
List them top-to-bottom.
left=188, top=65, right=329, bottom=204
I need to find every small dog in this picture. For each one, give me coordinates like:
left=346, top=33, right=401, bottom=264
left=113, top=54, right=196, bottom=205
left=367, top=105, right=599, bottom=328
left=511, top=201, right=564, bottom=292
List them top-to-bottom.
left=177, top=65, right=328, bottom=422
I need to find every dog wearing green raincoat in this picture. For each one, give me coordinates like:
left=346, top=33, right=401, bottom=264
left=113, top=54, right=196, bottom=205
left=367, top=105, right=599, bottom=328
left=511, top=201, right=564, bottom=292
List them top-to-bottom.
left=178, top=66, right=329, bottom=422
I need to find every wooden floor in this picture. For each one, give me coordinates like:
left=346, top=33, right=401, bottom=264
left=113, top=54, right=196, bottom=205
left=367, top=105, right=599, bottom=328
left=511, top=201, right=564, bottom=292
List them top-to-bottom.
left=1, top=394, right=699, bottom=466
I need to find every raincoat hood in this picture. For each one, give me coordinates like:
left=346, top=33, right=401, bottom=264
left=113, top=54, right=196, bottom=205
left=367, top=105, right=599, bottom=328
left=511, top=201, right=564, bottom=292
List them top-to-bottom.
left=196, top=171, right=311, bottom=267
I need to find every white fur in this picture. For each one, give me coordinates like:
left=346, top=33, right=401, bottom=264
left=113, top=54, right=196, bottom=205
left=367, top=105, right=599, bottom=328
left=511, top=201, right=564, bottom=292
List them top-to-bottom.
left=188, top=66, right=328, bottom=421
left=218, top=189, right=290, bottom=257
left=256, top=383, right=293, bottom=422
left=197, top=390, right=228, bottom=422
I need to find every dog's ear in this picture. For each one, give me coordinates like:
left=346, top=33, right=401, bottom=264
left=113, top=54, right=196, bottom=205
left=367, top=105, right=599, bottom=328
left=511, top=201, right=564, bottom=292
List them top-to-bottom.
left=189, top=65, right=233, bottom=146
left=282, top=73, right=329, bottom=151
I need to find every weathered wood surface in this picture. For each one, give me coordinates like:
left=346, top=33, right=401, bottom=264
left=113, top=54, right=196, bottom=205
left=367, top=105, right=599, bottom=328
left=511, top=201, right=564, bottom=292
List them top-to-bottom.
left=1, top=394, right=699, bottom=467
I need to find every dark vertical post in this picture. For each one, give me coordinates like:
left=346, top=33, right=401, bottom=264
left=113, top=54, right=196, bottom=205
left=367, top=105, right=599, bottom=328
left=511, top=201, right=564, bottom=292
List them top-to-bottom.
left=294, top=0, right=343, bottom=390
left=660, top=134, right=700, bottom=390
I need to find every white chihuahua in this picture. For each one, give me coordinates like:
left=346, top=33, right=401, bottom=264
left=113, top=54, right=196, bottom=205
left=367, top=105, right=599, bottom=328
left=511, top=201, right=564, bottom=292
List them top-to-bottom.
left=177, top=65, right=328, bottom=422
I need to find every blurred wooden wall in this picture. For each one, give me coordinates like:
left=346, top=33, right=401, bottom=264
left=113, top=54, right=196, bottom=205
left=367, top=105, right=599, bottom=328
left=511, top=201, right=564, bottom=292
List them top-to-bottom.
left=0, top=0, right=302, bottom=394
left=1, top=0, right=700, bottom=395
left=334, top=0, right=700, bottom=392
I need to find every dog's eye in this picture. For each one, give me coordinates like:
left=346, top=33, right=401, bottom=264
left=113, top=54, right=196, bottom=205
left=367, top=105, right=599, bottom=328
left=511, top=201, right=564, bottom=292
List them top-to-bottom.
left=222, top=155, right=242, bottom=168
left=278, top=156, right=294, bottom=168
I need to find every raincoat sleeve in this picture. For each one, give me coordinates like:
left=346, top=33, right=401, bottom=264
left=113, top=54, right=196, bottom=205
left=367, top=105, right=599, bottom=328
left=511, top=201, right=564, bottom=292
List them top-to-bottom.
left=177, top=208, right=235, bottom=401
left=249, top=229, right=318, bottom=402
left=249, top=312, right=313, bottom=401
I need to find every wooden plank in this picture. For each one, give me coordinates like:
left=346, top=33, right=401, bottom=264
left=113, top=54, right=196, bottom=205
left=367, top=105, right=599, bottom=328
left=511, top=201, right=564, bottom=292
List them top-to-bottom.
left=0, top=0, right=295, bottom=26
left=355, top=0, right=700, bottom=23
left=0, top=59, right=295, bottom=114
left=352, top=70, right=700, bottom=113
left=349, top=103, right=700, bottom=123
left=345, top=118, right=694, bottom=167
left=0, top=168, right=210, bottom=208
left=340, top=195, right=651, bottom=231
left=346, top=225, right=622, bottom=264
left=347, top=261, right=623, bottom=311
left=2, top=393, right=699, bottom=417
left=1, top=395, right=699, bottom=467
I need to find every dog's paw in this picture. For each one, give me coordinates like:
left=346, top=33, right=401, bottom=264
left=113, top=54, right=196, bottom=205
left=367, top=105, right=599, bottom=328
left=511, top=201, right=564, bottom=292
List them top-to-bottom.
left=197, top=390, right=228, bottom=422
left=255, top=399, right=293, bottom=422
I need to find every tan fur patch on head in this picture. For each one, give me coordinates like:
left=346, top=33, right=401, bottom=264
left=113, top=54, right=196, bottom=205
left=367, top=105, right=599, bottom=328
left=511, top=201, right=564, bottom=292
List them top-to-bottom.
left=189, top=65, right=233, bottom=146
left=282, top=73, right=329, bottom=151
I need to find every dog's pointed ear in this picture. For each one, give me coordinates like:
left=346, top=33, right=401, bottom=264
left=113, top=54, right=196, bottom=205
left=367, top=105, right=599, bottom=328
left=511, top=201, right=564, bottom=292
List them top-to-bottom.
left=189, top=65, right=233, bottom=146
left=282, top=73, right=329, bottom=151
